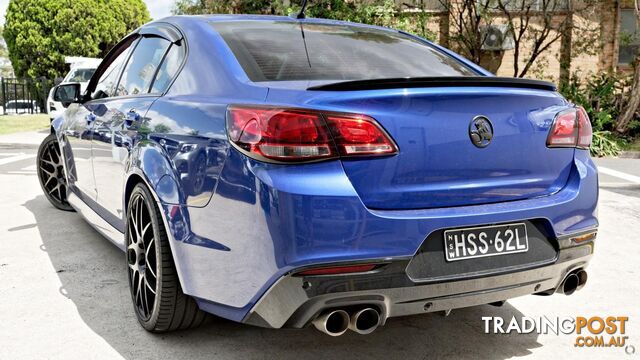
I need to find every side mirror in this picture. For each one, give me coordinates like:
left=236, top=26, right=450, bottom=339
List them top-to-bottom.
left=53, top=83, right=81, bottom=108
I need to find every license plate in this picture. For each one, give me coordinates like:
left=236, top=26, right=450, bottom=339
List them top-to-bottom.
left=444, top=223, right=528, bottom=262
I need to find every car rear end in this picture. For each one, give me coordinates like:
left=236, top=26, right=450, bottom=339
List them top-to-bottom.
left=192, top=18, right=598, bottom=335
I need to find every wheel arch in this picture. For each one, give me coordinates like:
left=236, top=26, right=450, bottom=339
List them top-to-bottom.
left=50, top=115, right=64, bottom=135
left=123, top=141, right=186, bottom=213
left=123, top=143, right=190, bottom=292
left=123, top=173, right=146, bottom=214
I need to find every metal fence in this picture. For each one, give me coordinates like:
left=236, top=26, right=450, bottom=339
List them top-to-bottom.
left=0, top=77, right=53, bottom=115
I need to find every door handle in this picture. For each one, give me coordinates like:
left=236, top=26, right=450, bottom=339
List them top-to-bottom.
left=125, top=109, right=141, bottom=129
left=85, top=113, right=96, bottom=125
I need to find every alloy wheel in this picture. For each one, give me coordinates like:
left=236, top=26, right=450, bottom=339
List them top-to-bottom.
left=38, top=137, right=71, bottom=209
left=127, top=194, right=158, bottom=321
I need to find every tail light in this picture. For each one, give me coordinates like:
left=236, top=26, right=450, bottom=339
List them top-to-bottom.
left=226, top=105, right=398, bottom=162
left=547, top=107, right=592, bottom=149
left=576, top=107, right=592, bottom=148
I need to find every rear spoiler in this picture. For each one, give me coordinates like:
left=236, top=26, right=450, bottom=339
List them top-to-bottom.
left=307, top=76, right=556, bottom=92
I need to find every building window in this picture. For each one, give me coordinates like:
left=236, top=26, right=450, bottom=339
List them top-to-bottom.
left=620, top=9, right=640, bottom=65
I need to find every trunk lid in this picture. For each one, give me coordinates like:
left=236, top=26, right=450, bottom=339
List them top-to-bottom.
left=266, top=84, right=574, bottom=210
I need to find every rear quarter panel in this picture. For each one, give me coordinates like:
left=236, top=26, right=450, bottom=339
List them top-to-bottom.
left=125, top=16, right=269, bottom=208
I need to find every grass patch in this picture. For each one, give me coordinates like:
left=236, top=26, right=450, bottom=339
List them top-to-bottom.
left=0, top=114, right=50, bottom=135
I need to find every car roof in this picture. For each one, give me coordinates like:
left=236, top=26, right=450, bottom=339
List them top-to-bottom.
left=155, top=14, right=403, bottom=35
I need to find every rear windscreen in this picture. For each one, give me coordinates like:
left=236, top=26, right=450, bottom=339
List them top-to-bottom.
left=211, top=21, right=477, bottom=82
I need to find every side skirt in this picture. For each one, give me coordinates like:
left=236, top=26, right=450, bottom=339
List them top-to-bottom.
left=68, top=191, right=126, bottom=251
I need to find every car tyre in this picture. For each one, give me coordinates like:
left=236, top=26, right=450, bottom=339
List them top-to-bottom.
left=37, top=133, right=74, bottom=211
left=126, top=183, right=208, bottom=332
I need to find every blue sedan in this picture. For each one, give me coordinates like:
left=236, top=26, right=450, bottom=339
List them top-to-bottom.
left=39, top=15, right=598, bottom=336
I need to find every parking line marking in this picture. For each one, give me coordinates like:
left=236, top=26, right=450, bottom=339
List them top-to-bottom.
left=0, top=154, right=35, bottom=166
left=598, top=166, right=640, bottom=184
left=6, top=171, right=36, bottom=175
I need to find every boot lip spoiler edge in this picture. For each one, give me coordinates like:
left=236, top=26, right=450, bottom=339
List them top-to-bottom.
left=306, top=76, right=557, bottom=92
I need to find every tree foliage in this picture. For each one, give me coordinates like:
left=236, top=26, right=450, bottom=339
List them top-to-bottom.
left=4, top=0, right=151, bottom=79
left=173, top=0, right=436, bottom=40
left=173, top=0, right=280, bottom=15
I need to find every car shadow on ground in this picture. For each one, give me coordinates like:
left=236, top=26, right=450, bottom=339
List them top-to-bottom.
left=24, top=195, right=543, bottom=360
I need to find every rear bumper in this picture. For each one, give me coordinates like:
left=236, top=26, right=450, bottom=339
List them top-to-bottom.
left=169, top=149, right=598, bottom=323
left=244, top=239, right=594, bottom=328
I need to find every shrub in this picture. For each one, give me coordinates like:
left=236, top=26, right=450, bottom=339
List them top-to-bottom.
left=559, top=72, right=632, bottom=156
left=560, top=72, right=629, bottom=132
left=591, top=131, right=622, bottom=157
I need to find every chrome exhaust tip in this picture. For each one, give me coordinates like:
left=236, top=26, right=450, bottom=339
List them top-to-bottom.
left=575, top=269, right=588, bottom=291
left=558, top=272, right=580, bottom=295
left=349, top=308, right=380, bottom=335
left=312, top=310, right=350, bottom=336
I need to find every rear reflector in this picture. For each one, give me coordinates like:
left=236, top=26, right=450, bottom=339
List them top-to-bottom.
left=226, top=106, right=397, bottom=162
left=547, top=107, right=592, bottom=149
left=570, top=231, right=597, bottom=244
left=295, top=264, right=378, bottom=276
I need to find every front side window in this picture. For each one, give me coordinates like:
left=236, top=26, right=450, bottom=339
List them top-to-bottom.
left=212, top=21, right=477, bottom=82
left=117, top=37, right=171, bottom=96
left=91, top=38, right=136, bottom=100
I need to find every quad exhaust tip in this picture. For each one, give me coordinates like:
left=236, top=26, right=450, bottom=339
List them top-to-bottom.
left=313, top=307, right=381, bottom=336
left=349, top=308, right=381, bottom=335
left=312, top=309, right=350, bottom=336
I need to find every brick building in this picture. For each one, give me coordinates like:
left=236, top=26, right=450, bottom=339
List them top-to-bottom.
left=402, top=0, right=638, bottom=81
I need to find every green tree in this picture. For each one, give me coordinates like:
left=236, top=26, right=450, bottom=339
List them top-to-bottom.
left=4, top=0, right=150, bottom=79
left=174, top=0, right=279, bottom=15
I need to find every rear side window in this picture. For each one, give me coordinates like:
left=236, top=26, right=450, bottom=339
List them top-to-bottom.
left=212, top=21, right=476, bottom=82
left=117, top=36, right=171, bottom=96
left=150, top=42, right=185, bottom=94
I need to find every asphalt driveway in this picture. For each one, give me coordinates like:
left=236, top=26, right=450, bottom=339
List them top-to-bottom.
left=0, top=131, right=638, bottom=360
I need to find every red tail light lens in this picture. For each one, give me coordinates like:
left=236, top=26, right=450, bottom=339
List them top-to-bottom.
left=226, top=106, right=397, bottom=162
left=227, top=107, right=334, bottom=161
left=547, top=107, right=592, bottom=149
left=547, top=109, right=578, bottom=147
left=325, top=115, right=398, bottom=156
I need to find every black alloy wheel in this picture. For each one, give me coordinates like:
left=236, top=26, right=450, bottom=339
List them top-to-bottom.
left=37, top=134, right=74, bottom=211
left=126, top=183, right=208, bottom=332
